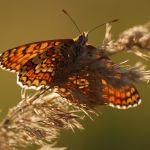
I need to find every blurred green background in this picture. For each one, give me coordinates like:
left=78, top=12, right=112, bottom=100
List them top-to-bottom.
left=0, top=0, right=150, bottom=150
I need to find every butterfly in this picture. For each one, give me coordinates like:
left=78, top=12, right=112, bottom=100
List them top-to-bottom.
left=0, top=8, right=141, bottom=109
left=0, top=30, right=141, bottom=109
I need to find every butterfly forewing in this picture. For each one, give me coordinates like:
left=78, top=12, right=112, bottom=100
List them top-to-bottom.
left=0, top=39, right=73, bottom=72
left=14, top=39, right=78, bottom=89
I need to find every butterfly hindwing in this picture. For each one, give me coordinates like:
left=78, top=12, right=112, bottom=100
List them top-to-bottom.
left=56, top=51, right=141, bottom=109
left=56, top=69, right=106, bottom=108
left=57, top=73, right=141, bottom=109
left=101, top=79, right=141, bottom=109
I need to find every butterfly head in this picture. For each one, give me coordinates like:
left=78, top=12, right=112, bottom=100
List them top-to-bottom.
left=73, top=32, right=88, bottom=47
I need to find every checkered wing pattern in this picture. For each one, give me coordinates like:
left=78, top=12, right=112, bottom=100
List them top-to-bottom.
left=0, top=39, right=73, bottom=72
left=0, top=39, right=76, bottom=89
left=92, top=51, right=141, bottom=109
left=57, top=71, right=104, bottom=107
left=57, top=73, right=141, bottom=109
left=101, top=79, right=141, bottom=109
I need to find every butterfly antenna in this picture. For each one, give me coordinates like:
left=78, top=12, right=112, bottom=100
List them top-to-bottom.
left=62, top=9, right=81, bottom=34
left=89, top=19, right=118, bottom=34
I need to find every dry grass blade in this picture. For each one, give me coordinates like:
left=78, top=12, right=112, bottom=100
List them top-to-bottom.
left=102, top=22, right=150, bottom=60
left=0, top=89, right=85, bottom=150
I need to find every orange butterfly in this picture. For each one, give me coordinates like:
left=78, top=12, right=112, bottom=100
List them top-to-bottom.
left=0, top=11, right=141, bottom=109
